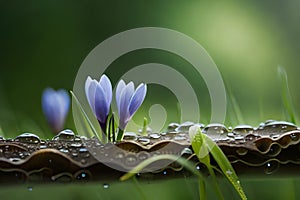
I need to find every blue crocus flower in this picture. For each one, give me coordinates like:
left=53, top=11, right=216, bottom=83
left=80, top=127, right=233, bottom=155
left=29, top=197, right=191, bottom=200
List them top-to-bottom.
left=85, top=74, right=112, bottom=132
left=116, top=80, right=147, bottom=132
left=42, top=88, right=70, bottom=133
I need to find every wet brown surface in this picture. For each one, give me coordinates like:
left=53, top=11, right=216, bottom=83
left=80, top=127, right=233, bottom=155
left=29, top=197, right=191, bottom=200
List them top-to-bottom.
left=0, top=120, right=299, bottom=184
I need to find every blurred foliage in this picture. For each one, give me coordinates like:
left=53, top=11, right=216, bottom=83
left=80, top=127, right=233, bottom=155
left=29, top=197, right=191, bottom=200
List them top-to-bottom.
left=1, top=0, right=300, bottom=137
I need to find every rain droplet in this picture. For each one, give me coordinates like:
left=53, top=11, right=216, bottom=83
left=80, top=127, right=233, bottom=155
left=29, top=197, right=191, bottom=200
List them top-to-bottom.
left=175, top=121, right=195, bottom=132
left=167, top=122, right=180, bottom=131
left=203, top=123, right=228, bottom=135
left=232, top=125, right=254, bottom=135
left=53, top=129, right=75, bottom=141
left=15, top=133, right=40, bottom=144
left=149, top=133, right=161, bottom=139
left=290, top=133, right=299, bottom=141
left=174, top=136, right=186, bottom=141
left=138, top=138, right=150, bottom=145
left=59, top=148, right=69, bottom=153
left=125, top=155, right=137, bottom=166
left=264, top=161, right=279, bottom=175
left=226, top=170, right=233, bottom=175
left=76, top=171, right=89, bottom=181
left=103, top=183, right=109, bottom=189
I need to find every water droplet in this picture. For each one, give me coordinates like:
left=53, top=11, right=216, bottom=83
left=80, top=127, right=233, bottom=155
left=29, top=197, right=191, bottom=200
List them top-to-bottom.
left=175, top=121, right=194, bottom=132
left=259, top=121, right=297, bottom=136
left=167, top=122, right=180, bottom=131
left=203, top=123, right=228, bottom=141
left=232, top=125, right=254, bottom=135
left=53, top=129, right=75, bottom=141
left=123, top=132, right=137, bottom=141
left=227, top=132, right=234, bottom=137
left=15, top=133, right=40, bottom=144
left=149, top=133, right=161, bottom=139
left=290, top=133, right=299, bottom=141
left=245, top=134, right=261, bottom=141
left=174, top=136, right=186, bottom=141
left=138, top=138, right=150, bottom=145
left=70, top=142, right=82, bottom=148
left=59, top=148, right=69, bottom=153
left=79, top=148, right=88, bottom=153
left=180, top=148, right=193, bottom=156
left=114, top=152, right=125, bottom=159
left=137, top=152, right=150, bottom=161
left=125, top=155, right=137, bottom=166
left=264, top=161, right=279, bottom=175
left=226, top=170, right=233, bottom=175
left=75, top=171, right=90, bottom=181
left=103, top=183, right=109, bottom=189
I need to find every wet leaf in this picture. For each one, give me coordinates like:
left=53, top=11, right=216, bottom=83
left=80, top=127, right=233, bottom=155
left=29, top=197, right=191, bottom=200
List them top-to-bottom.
left=189, top=125, right=247, bottom=200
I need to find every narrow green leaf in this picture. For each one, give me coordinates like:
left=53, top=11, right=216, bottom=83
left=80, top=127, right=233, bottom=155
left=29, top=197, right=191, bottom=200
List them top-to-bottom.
left=278, top=66, right=296, bottom=124
left=70, top=91, right=101, bottom=140
left=189, top=125, right=247, bottom=200
left=189, top=126, right=224, bottom=200
left=120, top=154, right=204, bottom=181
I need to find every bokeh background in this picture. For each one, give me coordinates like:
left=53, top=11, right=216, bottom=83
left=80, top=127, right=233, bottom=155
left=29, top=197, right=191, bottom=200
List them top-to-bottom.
left=1, top=0, right=300, bottom=137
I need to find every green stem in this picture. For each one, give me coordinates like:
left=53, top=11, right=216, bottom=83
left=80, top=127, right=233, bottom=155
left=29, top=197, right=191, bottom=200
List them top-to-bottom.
left=117, top=129, right=124, bottom=141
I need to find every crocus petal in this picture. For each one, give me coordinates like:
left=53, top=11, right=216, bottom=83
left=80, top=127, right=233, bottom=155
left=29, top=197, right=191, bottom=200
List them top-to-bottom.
left=99, top=74, right=112, bottom=105
left=85, top=76, right=97, bottom=112
left=116, top=79, right=126, bottom=113
left=118, top=82, right=135, bottom=130
left=128, top=83, right=147, bottom=116
left=94, top=84, right=109, bottom=124
left=42, top=88, right=70, bottom=133
left=57, top=89, right=71, bottom=121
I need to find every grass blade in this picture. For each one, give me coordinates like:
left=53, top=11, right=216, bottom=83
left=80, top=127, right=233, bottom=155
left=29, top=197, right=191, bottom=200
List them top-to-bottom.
left=278, top=66, right=296, bottom=124
left=70, top=91, right=101, bottom=140
left=189, top=125, right=247, bottom=200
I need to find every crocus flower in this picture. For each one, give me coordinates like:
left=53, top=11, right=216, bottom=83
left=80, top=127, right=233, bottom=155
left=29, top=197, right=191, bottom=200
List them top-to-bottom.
left=85, top=74, right=112, bottom=132
left=116, top=80, right=147, bottom=132
left=42, top=88, right=70, bottom=133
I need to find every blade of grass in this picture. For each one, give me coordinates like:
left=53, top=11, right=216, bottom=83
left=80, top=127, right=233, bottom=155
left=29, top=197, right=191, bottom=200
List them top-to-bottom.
left=278, top=66, right=296, bottom=124
left=225, top=83, right=245, bottom=125
left=70, top=91, right=101, bottom=140
left=189, top=125, right=247, bottom=200
left=189, top=125, right=224, bottom=200
left=120, top=154, right=207, bottom=200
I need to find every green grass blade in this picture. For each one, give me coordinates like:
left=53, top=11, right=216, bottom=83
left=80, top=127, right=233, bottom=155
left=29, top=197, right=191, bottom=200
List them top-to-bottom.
left=278, top=66, right=296, bottom=124
left=225, top=83, right=245, bottom=125
left=70, top=91, right=101, bottom=140
left=189, top=125, right=247, bottom=200
left=189, top=125, right=224, bottom=200
left=120, top=154, right=204, bottom=181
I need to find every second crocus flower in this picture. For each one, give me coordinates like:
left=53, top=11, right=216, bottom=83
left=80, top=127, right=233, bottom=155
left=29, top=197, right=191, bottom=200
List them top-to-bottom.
left=85, top=74, right=112, bottom=132
left=116, top=80, right=147, bottom=140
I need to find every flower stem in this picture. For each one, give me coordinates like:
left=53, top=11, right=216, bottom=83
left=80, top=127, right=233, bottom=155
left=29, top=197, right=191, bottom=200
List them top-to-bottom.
left=117, top=129, right=124, bottom=141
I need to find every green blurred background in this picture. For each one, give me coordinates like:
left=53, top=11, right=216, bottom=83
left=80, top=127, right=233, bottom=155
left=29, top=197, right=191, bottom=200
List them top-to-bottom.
left=1, top=0, right=300, bottom=137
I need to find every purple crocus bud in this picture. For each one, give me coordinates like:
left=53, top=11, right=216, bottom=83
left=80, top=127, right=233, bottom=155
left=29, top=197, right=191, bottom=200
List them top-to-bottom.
left=85, top=74, right=112, bottom=132
left=116, top=80, right=147, bottom=131
left=42, top=88, right=70, bottom=133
